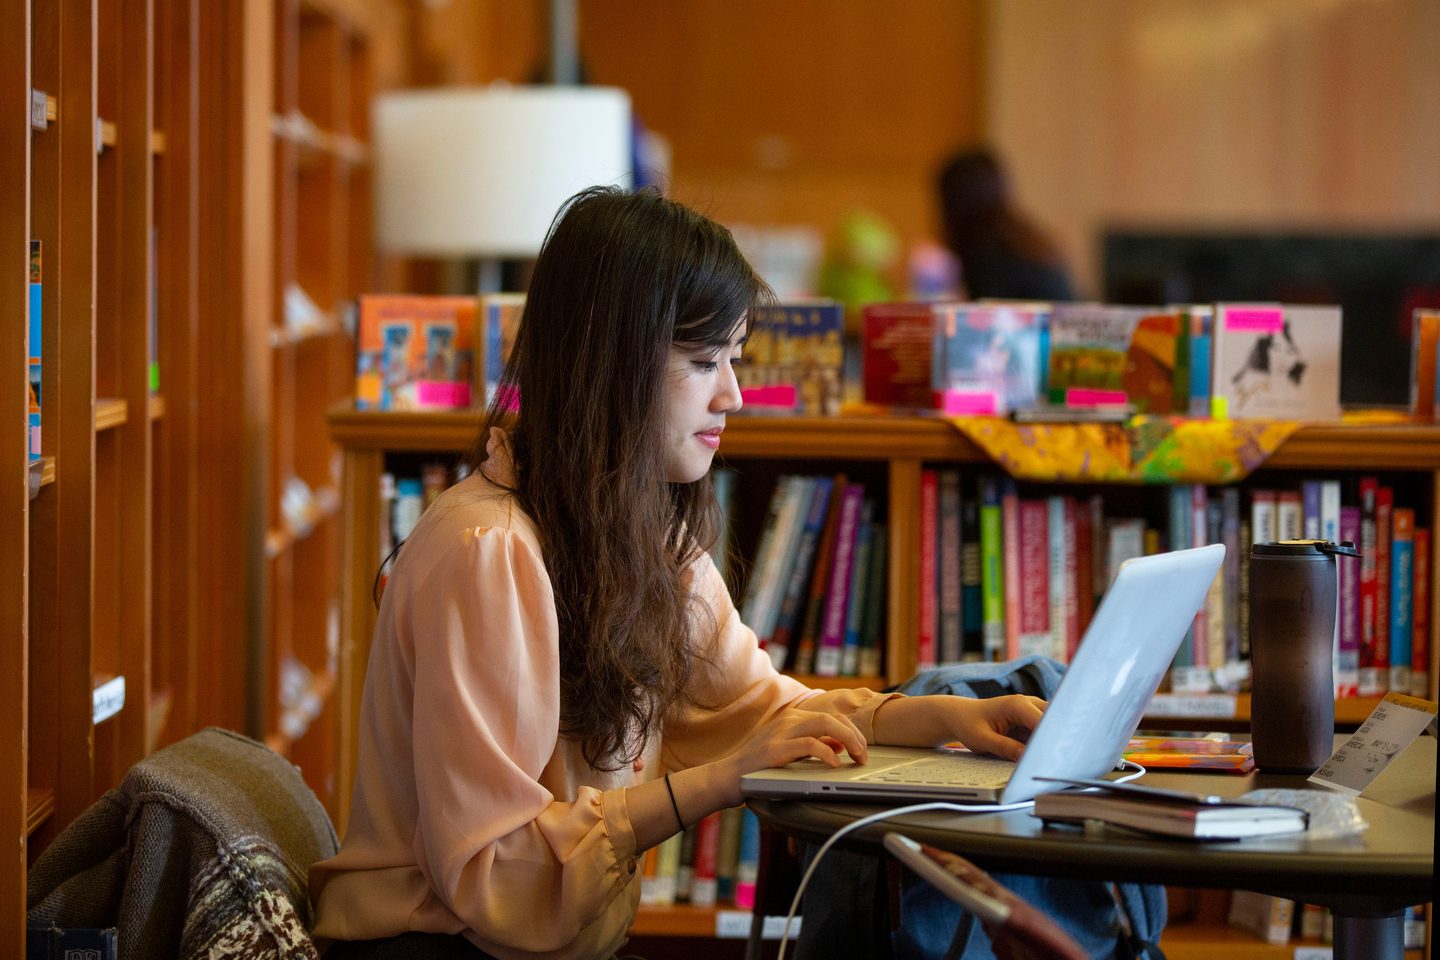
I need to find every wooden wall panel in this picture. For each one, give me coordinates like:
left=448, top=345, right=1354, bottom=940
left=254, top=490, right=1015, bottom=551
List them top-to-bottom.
left=411, top=0, right=986, bottom=261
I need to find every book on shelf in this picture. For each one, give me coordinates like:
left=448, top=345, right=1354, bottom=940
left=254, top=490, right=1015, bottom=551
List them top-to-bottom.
left=29, top=239, right=41, bottom=461
left=478, top=292, right=525, bottom=408
left=355, top=295, right=477, bottom=411
left=740, top=299, right=844, bottom=415
left=862, top=302, right=937, bottom=408
left=931, top=302, right=1046, bottom=415
left=1043, top=303, right=1146, bottom=407
left=1210, top=303, right=1342, bottom=421
left=1179, top=305, right=1213, bottom=419
left=1411, top=307, right=1440, bottom=421
left=1122, top=308, right=1186, bottom=414
left=937, top=469, right=963, bottom=666
left=917, top=470, right=939, bottom=671
left=766, top=475, right=835, bottom=672
left=792, top=475, right=847, bottom=676
left=816, top=483, right=867, bottom=676
left=960, top=493, right=985, bottom=660
left=840, top=499, right=876, bottom=676
left=1336, top=505, right=1362, bottom=697
left=1388, top=507, right=1415, bottom=695
left=856, top=519, right=888, bottom=678
left=1412, top=526, right=1431, bottom=698
left=1033, top=777, right=1308, bottom=841
left=733, top=809, right=762, bottom=910
left=689, top=811, right=723, bottom=908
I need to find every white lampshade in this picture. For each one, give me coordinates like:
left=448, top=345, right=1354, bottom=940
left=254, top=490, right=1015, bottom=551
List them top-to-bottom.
left=374, top=85, right=633, bottom=258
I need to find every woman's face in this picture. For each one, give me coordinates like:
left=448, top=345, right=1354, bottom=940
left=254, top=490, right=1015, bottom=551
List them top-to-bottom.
left=661, top=322, right=746, bottom=484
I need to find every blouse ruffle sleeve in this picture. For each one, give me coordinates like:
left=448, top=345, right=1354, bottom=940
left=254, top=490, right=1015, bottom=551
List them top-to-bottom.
left=403, top=526, right=637, bottom=959
left=661, top=551, right=903, bottom=772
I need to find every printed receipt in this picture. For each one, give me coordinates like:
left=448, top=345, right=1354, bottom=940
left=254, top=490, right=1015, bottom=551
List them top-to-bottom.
left=1309, top=692, right=1438, bottom=794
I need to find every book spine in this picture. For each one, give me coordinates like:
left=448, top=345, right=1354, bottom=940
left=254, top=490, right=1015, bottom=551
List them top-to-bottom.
left=1187, top=308, right=1212, bottom=418
left=938, top=469, right=963, bottom=665
left=917, top=470, right=939, bottom=671
left=793, top=475, right=846, bottom=675
left=754, top=476, right=813, bottom=648
left=768, top=476, right=834, bottom=670
left=980, top=477, right=1006, bottom=659
left=1358, top=478, right=1381, bottom=695
left=1001, top=479, right=1022, bottom=659
left=1320, top=479, right=1342, bottom=544
left=738, top=480, right=790, bottom=647
left=1301, top=480, right=1322, bottom=539
left=816, top=484, right=865, bottom=676
left=1186, top=485, right=1211, bottom=688
left=1373, top=486, right=1393, bottom=692
left=1220, top=487, right=1243, bottom=683
left=1251, top=489, right=1277, bottom=545
left=1276, top=489, right=1302, bottom=541
left=1205, top=493, right=1226, bottom=680
left=959, top=496, right=985, bottom=659
left=1046, top=496, right=1069, bottom=662
left=1073, top=496, right=1095, bottom=642
left=1062, top=497, right=1080, bottom=660
left=1017, top=499, right=1051, bottom=658
left=840, top=501, right=875, bottom=676
left=1337, top=506, right=1362, bottom=698
left=1388, top=507, right=1415, bottom=694
left=1238, top=515, right=1252, bottom=664
left=858, top=521, right=888, bottom=678
left=1413, top=526, right=1431, bottom=698
left=714, top=806, right=743, bottom=904
left=734, top=809, right=761, bottom=910
left=689, top=812, right=723, bottom=908
left=675, top=822, right=698, bottom=903
left=652, top=831, right=683, bottom=906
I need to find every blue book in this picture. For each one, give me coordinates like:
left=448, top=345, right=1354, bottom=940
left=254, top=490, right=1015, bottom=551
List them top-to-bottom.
left=29, top=239, right=41, bottom=461
left=1183, top=306, right=1213, bottom=418
left=840, top=499, right=875, bottom=675
left=1389, top=508, right=1415, bottom=693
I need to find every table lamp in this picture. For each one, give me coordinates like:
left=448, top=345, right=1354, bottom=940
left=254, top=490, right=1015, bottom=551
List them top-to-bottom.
left=373, top=84, right=633, bottom=289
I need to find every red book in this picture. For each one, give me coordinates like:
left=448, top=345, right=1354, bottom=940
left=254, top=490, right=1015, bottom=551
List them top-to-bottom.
left=862, top=302, right=935, bottom=408
left=917, top=469, right=939, bottom=671
left=1073, top=497, right=1095, bottom=640
left=1017, top=499, right=1051, bottom=658
left=1413, top=527, right=1431, bottom=698
left=688, top=812, right=723, bottom=908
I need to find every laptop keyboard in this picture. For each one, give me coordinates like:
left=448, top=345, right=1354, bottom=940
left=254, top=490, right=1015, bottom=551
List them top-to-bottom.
left=858, top=752, right=1016, bottom=787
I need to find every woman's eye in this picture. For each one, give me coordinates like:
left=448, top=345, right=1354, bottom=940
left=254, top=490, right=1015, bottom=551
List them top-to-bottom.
left=693, top=360, right=719, bottom=373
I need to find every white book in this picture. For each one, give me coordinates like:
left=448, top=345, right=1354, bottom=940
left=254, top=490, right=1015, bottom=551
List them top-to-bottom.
left=1211, top=303, right=1342, bottom=421
left=1048, top=496, right=1068, bottom=662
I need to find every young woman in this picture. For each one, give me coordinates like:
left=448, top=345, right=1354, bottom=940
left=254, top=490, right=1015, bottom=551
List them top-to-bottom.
left=310, top=187, right=1045, bottom=960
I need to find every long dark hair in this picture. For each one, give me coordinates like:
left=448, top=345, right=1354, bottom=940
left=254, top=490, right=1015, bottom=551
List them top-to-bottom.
left=938, top=148, right=1066, bottom=295
left=470, top=186, right=770, bottom=770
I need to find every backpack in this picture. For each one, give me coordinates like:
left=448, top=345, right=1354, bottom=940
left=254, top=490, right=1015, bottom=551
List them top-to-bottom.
left=795, top=656, right=1168, bottom=960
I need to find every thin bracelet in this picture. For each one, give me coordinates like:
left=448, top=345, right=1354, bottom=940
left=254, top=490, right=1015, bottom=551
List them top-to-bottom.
left=663, top=773, right=685, bottom=832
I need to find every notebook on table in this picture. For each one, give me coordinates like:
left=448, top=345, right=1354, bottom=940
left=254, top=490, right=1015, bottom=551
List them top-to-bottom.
left=741, top=543, right=1226, bottom=806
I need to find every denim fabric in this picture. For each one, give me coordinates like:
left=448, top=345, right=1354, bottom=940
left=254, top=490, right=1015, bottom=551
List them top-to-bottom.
left=795, top=657, right=1168, bottom=960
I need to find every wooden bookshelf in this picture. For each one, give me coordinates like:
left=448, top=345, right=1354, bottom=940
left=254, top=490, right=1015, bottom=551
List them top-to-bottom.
left=1, top=2, right=404, bottom=951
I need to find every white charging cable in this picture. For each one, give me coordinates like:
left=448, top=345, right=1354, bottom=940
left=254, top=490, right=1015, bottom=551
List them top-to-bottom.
left=771, top=758, right=1150, bottom=960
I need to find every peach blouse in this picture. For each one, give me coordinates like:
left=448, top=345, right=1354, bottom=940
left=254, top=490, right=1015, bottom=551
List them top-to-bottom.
left=309, top=454, right=897, bottom=960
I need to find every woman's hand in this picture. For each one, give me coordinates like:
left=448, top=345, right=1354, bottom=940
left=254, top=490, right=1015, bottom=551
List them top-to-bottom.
left=872, top=693, right=1047, bottom=761
left=711, top=709, right=869, bottom=807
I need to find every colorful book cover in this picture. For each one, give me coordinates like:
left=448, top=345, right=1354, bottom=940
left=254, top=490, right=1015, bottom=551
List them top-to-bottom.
left=28, top=239, right=41, bottom=461
left=478, top=292, right=524, bottom=407
left=356, top=294, right=477, bottom=410
left=742, top=299, right=844, bottom=415
left=862, top=302, right=936, bottom=408
left=931, top=302, right=1046, bottom=414
left=1043, top=303, right=1145, bottom=406
left=1211, top=303, right=1342, bottom=421
left=1123, top=309, right=1185, bottom=415
left=938, top=469, right=963, bottom=665
left=979, top=476, right=1006, bottom=659
left=1001, top=479, right=1022, bottom=658
left=816, top=483, right=866, bottom=676
left=1388, top=507, right=1415, bottom=695
left=1412, top=526, right=1430, bottom=699
left=1123, top=736, right=1255, bottom=773
left=734, top=809, right=762, bottom=910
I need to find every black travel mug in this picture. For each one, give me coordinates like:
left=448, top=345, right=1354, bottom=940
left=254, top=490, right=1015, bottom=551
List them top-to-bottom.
left=1248, top=539, right=1361, bottom=774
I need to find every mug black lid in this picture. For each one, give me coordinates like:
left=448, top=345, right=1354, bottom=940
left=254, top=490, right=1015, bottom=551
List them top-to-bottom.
left=1251, top=539, right=1361, bottom=558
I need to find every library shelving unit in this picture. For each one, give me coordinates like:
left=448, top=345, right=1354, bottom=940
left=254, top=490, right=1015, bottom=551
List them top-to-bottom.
left=2, top=0, right=403, bottom=949
left=255, top=0, right=404, bottom=812
left=327, top=407, right=1438, bottom=953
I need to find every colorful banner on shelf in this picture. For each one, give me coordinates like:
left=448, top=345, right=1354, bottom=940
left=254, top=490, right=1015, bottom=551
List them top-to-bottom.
left=948, top=416, right=1302, bottom=484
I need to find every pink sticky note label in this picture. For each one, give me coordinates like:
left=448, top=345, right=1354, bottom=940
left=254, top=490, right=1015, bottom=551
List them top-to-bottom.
left=1223, top=307, right=1284, bottom=333
left=414, top=380, right=472, bottom=408
left=740, top=384, right=798, bottom=409
left=1065, top=388, right=1129, bottom=407
left=936, top=389, right=998, bottom=416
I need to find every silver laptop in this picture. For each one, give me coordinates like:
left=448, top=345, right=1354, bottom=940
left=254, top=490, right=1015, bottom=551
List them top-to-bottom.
left=741, top=543, right=1226, bottom=805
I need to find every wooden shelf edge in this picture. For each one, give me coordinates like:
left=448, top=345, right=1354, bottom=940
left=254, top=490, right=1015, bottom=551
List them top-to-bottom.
left=148, top=393, right=165, bottom=421
left=95, top=397, right=129, bottom=431
left=328, top=409, right=1440, bottom=469
left=28, top=456, right=56, bottom=499
left=1144, top=693, right=1386, bottom=728
left=26, top=787, right=56, bottom=837
left=630, top=904, right=728, bottom=938
left=1159, top=922, right=1424, bottom=959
